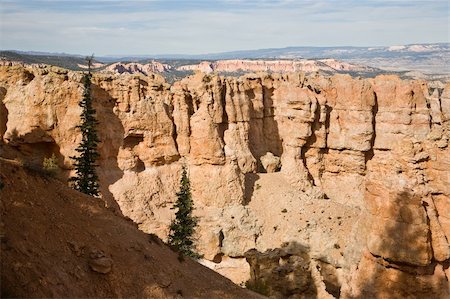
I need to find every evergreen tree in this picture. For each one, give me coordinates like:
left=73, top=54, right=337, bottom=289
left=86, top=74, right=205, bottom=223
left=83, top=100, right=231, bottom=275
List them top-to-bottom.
left=70, top=57, right=100, bottom=196
left=168, top=165, right=201, bottom=259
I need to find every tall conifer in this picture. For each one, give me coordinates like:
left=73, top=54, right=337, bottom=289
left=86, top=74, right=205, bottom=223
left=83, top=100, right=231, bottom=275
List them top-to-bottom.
left=70, top=56, right=100, bottom=196
left=168, top=165, right=201, bottom=259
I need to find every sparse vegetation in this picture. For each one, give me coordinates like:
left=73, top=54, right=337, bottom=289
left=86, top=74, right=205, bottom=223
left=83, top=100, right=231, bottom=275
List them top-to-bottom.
left=69, top=58, right=100, bottom=196
left=42, top=153, right=59, bottom=176
left=22, top=158, right=57, bottom=178
left=168, top=165, right=202, bottom=259
left=245, top=279, right=270, bottom=296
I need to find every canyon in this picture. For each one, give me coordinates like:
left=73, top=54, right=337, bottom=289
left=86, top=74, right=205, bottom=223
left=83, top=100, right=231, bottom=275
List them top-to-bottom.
left=0, top=64, right=449, bottom=298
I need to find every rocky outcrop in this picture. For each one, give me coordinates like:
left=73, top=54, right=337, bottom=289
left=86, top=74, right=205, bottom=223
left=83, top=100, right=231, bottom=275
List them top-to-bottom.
left=176, top=59, right=378, bottom=74
left=104, top=61, right=172, bottom=75
left=1, top=65, right=449, bottom=298
left=260, top=152, right=281, bottom=173
left=245, top=244, right=317, bottom=298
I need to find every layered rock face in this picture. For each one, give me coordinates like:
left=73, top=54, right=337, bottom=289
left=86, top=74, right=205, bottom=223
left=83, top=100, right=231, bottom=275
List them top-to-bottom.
left=176, top=59, right=376, bottom=74
left=104, top=61, right=172, bottom=75
left=1, top=65, right=449, bottom=298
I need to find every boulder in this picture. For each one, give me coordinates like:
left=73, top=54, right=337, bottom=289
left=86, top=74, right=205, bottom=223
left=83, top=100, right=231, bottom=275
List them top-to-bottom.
left=260, top=152, right=281, bottom=173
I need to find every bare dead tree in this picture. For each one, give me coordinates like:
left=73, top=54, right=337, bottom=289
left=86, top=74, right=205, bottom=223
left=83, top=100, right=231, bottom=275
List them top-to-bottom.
left=85, top=54, right=95, bottom=74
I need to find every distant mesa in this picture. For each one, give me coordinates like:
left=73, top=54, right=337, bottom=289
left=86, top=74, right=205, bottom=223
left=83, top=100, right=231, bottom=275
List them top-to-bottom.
left=1, top=42, right=448, bottom=80
left=387, top=43, right=445, bottom=52
left=101, top=58, right=378, bottom=76
left=104, top=61, right=172, bottom=74
left=77, top=62, right=105, bottom=69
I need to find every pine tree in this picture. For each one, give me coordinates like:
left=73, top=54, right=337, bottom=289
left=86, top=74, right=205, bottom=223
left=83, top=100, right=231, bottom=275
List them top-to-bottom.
left=70, top=56, right=100, bottom=196
left=168, top=165, right=201, bottom=259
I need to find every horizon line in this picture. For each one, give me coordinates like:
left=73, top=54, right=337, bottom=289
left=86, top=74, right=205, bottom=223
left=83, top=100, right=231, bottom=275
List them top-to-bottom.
left=1, top=41, right=449, bottom=58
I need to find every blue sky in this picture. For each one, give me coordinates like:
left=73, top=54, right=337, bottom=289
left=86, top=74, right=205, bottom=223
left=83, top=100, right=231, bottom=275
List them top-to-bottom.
left=0, top=0, right=448, bottom=55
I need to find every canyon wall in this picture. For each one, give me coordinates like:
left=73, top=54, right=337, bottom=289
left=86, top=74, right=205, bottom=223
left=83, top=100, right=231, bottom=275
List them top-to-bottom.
left=98, top=58, right=377, bottom=77
left=176, top=59, right=376, bottom=74
left=1, top=65, right=449, bottom=298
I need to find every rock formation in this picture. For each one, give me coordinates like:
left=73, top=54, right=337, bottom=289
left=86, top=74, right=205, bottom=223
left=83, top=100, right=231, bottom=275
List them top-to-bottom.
left=98, top=59, right=377, bottom=77
left=176, top=59, right=377, bottom=74
left=104, top=61, right=172, bottom=75
left=1, top=64, right=449, bottom=298
left=0, top=159, right=263, bottom=298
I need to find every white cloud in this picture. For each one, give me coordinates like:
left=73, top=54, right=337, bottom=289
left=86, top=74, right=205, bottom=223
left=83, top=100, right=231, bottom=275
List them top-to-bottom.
left=0, top=0, right=448, bottom=55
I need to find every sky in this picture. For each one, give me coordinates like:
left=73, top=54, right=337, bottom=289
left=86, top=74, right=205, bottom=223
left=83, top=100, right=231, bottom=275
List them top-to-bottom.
left=0, top=0, right=448, bottom=55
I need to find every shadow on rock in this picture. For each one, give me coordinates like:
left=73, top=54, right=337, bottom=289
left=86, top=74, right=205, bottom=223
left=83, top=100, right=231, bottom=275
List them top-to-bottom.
left=91, top=84, right=125, bottom=216
left=345, top=189, right=450, bottom=299
left=245, top=242, right=317, bottom=298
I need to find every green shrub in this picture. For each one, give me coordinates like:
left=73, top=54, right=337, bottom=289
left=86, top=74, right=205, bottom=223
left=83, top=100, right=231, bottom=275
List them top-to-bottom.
left=42, top=153, right=59, bottom=176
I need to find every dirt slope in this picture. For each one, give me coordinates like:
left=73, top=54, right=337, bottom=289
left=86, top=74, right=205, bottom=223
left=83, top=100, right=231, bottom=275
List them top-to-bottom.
left=0, top=158, right=263, bottom=298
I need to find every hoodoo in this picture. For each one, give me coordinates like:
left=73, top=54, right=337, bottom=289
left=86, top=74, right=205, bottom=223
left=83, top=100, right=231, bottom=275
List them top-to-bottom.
left=1, top=64, right=448, bottom=298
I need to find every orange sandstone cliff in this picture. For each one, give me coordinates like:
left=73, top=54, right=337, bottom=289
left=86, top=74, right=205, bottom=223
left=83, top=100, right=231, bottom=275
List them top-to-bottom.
left=0, top=65, right=449, bottom=298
